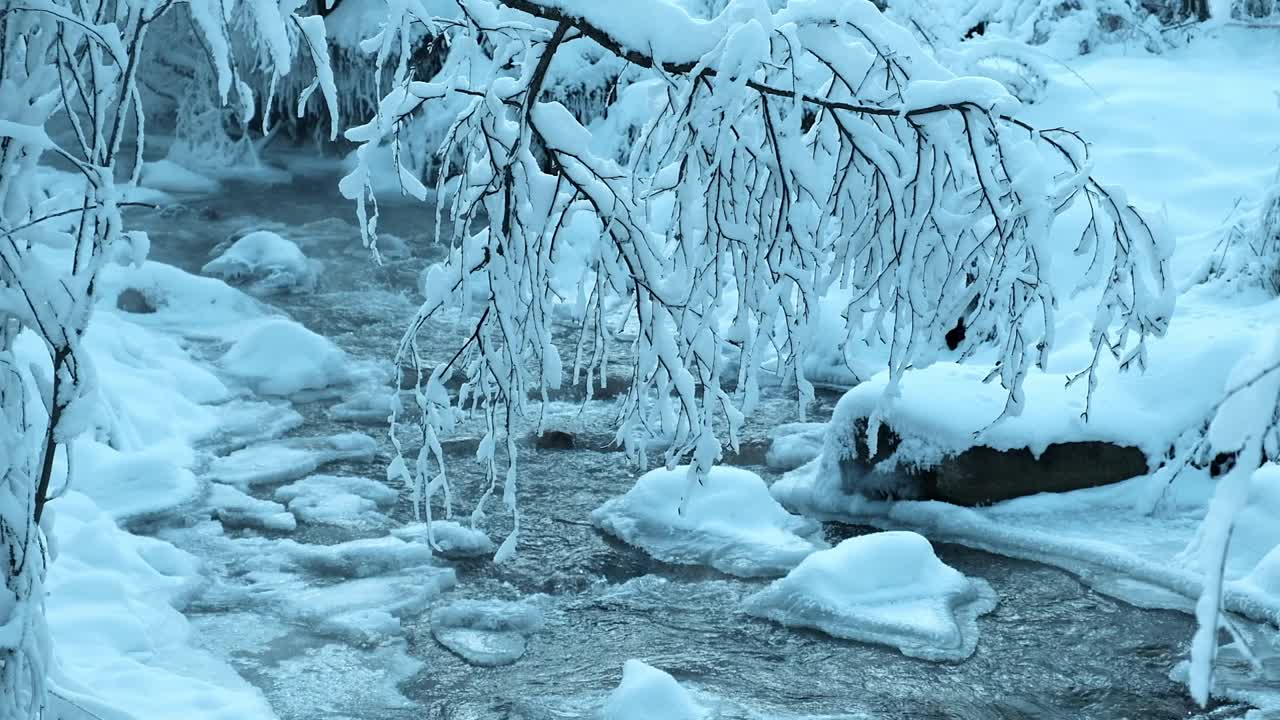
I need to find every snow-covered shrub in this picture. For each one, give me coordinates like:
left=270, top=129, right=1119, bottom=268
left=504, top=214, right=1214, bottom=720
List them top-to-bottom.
left=342, top=0, right=1172, bottom=562
left=1195, top=166, right=1280, bottom=294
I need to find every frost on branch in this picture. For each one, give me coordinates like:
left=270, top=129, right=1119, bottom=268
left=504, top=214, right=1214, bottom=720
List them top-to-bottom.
left=343, top=0, right=1172, bottom=559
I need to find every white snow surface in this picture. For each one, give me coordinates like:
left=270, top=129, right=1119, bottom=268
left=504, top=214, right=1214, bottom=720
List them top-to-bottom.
left=202, top=230, right=319, bottom=294
left=592, top=466, right=826, bottom=577
left=392, top=520, right=496, bottom=558
left=743, top=531, right=997, bottom=661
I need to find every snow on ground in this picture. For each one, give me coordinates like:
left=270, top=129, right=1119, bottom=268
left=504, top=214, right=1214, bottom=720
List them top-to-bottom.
left=202, top=230, right=320, bottom=295
left=24, top=280, right=297, bottom=719
left=206, top=433, right=378, bottom=489
left=592, top=466, right=827, bottom=577
left=275, top=473, right=399, bottom=528
left=45, top=493, right=275, bottom=720
left=742, top=531, right=997, bottom=662
left=430, top=598, right=546, bottom=667
left=603, top=660, right=707, bottom=720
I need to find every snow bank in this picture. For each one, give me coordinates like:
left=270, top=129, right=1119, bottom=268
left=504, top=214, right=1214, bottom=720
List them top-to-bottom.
left=202, top=230, right=319, bottom=295
left=97, top=261, right=271, bottom=341
left=218, top=317, right=353, bottom=395
left=206, top=433, right=378, bottom=489
left=591, top=466, right=826, bottom=577
left=275, top=474, right=398, bottom=528
left=46, top=494, right=274, bottom=720
left=743, top=531, right=997, bottom=661
left=430, top=599, right=545, bottom=667
left=603, top=660, right=706, bottom=720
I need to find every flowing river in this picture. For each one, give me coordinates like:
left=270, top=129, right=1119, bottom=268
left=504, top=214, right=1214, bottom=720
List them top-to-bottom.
left=123, top=158, right=1248, bottom=720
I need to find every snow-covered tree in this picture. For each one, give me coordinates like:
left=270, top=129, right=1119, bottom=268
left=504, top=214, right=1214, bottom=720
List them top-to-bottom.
left=342, top=0, right=1172, bottom=560
left=0, top=2, right=334, bottom=715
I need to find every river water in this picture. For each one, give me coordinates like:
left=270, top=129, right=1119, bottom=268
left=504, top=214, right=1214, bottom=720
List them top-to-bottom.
left=125, top=161, right=1250, bottom=720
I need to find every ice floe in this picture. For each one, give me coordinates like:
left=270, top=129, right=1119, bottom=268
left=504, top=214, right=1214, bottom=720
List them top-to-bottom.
left=592, top=466, right=826, bottom=577
left=742, top=531, right=997, bottom=661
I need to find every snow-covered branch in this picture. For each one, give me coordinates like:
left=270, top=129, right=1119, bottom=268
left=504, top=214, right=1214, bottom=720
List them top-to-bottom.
left=341, top=0, right=1173, bottom=561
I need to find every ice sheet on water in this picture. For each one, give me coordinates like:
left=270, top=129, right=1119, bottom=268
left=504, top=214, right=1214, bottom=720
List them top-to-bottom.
left=203, top=230, right=320, bottom=295
left=327, top=387, right=397, bottom=424
left=200, top=399, right=304, bottom=452
left=205, top=433, right=378, bottom=489
left=592, top=466, right=827, bottom=577
left=275, top=473, right=398, bottom=528
left=207, top=482, right=297, bottom=532
left=392, top=520, right=496, bottom=558
left=743, top=531, right=997, bottom=662
left=281, top=536, right=434, bottom=578
left=281, top=568, right=457, bottom=623
left=430, top=598, right=545, bottom=667
left=604, top=660, right=707, bottom=720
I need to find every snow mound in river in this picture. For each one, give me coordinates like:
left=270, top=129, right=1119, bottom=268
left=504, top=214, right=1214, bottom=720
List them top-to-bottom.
left=202, top=230, right=319, bottom=294
left=219, top=317, right=351, bottom=395
left=592, top=466, right=826, bottom=577
left=743, top=531, right=997, bottom=661
left=604, top=660, right=706, bottom=720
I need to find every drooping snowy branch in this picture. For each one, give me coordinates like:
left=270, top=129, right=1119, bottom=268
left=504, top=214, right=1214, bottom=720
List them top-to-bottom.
left=343, top=0, right=1172, bottom=559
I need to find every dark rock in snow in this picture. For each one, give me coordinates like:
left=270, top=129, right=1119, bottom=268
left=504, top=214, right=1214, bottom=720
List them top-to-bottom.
left=116, top=287, right=158, bottom=314
left=838, top=418, right=1149, bottom=506
left=532, top=430, right=576, bottom=450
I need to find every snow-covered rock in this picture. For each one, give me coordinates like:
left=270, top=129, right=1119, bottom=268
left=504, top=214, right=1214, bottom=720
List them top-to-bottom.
left=202, top=230, right=319, bottom=294
left=218, top=317, right=351, bottom=395
left=206, top=433, right=378, bottom=489
left=592, top=466, right=826, bottom=577
left=275, top=474, right=398, bottom=528
left=742, top=531, right=997, bottom=661
left=430, top=599, right=545, bottom=667
left=603, top=660, right=706, bottom=720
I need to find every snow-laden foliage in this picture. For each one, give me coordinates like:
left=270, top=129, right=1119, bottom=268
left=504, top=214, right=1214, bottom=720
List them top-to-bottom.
left=342, top=0, right=1172, bottom=560
left=0, top=2, right=334, bottom=715
left=1200, top=166, right=1280, bottom=294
